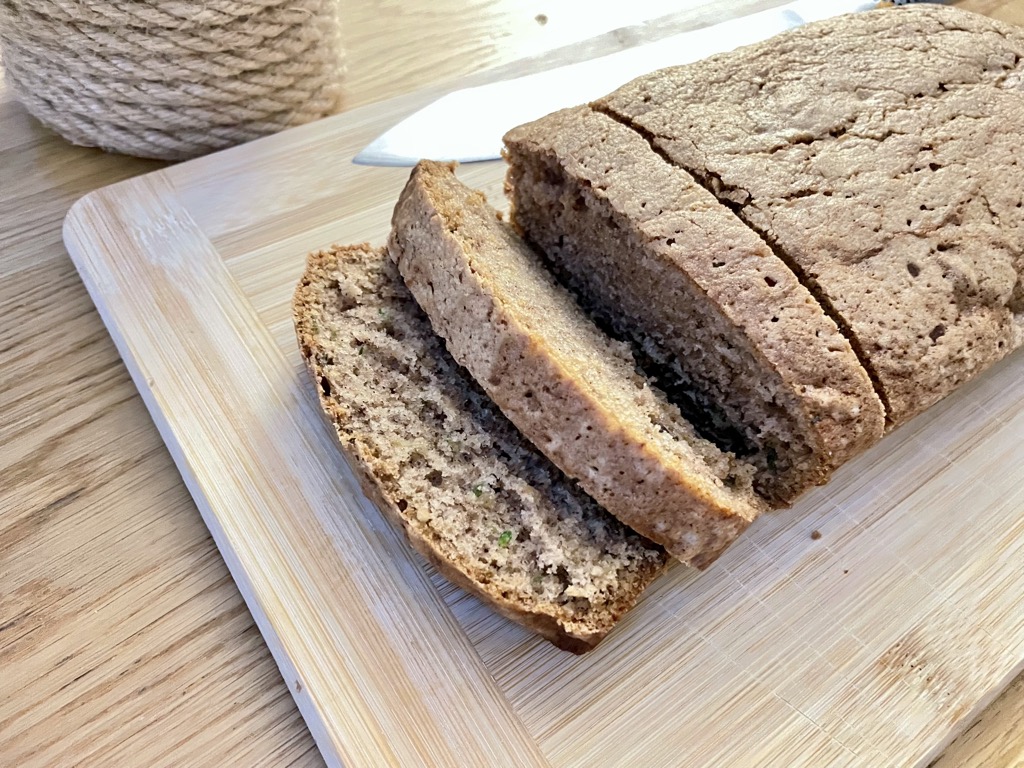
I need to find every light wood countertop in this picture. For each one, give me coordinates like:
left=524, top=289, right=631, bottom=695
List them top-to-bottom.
left=2, top=1, right=1022, bottom=765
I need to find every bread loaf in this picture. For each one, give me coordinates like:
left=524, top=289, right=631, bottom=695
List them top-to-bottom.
left=596, top=4, right=1024, bottom=426
left=293, top=5, right=1024, bottom=652
left=504, top=106, right=885, bottom=505
left=388, top=161, right=766, bottom=567
left=293, top=243, right=666, bottom=653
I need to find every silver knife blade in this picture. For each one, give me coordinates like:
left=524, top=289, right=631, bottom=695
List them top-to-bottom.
left=353, top=0, right=881, bottom=166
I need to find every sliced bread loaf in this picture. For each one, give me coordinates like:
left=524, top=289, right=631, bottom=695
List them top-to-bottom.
left=597, top=4, right=1024, bottom=426
left=504, top=106, right=885, bottom=505
left=388, top=161, right=767, bottom=567
left=293, top=243, right=666, bottom=653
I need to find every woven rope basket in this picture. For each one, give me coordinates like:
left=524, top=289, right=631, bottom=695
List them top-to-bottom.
left=0, top=0, right=345, bottom=160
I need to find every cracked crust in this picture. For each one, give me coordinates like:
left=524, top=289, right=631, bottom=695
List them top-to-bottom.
left=598, top=5, right=1024, bottom=425
left=388, top=161, right=767, bottom=565
left=293, top=243, right=667, bottom=653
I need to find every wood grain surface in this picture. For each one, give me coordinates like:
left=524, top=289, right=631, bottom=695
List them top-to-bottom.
left=2, top=2, right=1023, bottom=766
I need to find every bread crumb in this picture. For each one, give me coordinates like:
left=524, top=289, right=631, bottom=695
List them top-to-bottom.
left=535, top=13, right=548, bottom=25
left=810, top=529, right=822, bottom=540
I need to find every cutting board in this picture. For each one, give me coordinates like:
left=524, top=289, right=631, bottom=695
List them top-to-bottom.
left=63, top=49, right=1024, bottom=768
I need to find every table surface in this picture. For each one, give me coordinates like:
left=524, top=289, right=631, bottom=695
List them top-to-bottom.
left=3, top=1, right=1023, bottom=765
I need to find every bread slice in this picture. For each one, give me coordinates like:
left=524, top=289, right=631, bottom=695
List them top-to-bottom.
left=597, top=4, right=1024, bottom=427
left=504, top=106, right=885, bottom=505
left=388, top=161, right=767, bottom=567
left=293, top=243, right=666, bottom=653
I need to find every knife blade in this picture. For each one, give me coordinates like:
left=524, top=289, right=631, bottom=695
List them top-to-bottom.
left=353, top=0, right=888, bottom=166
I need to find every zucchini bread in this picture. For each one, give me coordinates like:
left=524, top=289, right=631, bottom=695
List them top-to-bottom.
left=294, top=5, right=1023, bottom=652
left=505, top=106, right=885, bottom=505
left=388, top=161, right=766, bottom=567
left=293, top=244, right=667, bottom=653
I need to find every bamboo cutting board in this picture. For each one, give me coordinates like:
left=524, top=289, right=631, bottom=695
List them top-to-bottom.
left=63, top=62, right=1024, bottom=768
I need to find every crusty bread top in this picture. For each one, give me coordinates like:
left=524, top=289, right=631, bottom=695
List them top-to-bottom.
left=598, top=5, right=1024, bottom=426
left=504, top=105, right=885, bottom=503
left=389, top=161, right=767, bottom=566
left=293, top=243, right=666, bottom=652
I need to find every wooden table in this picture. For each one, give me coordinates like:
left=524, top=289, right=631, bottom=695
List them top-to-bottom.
left=2, top=1, right=1023, bottom=765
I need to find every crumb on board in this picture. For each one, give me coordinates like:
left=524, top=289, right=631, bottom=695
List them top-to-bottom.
left=535, top=13, right=548, bottom=25
left=810, top=529, right=822, bottom=540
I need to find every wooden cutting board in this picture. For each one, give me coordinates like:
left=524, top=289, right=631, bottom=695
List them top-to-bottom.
left=63, top=50, right=1024, bottom=768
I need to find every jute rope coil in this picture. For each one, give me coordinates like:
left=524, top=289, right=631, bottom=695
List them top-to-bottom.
left=0, top=0, right=345, bottom=160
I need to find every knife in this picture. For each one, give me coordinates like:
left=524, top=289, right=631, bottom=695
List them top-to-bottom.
left=353, top=0, right=944, bottom=166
